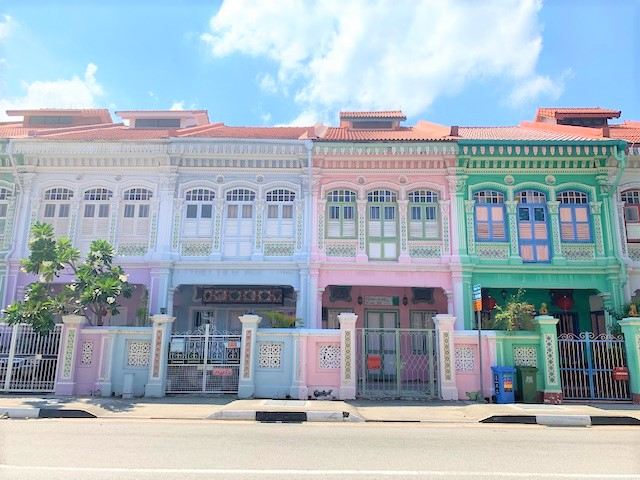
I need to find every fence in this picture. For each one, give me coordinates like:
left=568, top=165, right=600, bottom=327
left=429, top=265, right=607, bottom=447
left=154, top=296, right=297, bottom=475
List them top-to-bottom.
left=0, top=323, right=62, bottom=392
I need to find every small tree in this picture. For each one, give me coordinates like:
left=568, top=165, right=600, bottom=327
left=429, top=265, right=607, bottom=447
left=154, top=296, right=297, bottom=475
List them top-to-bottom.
left=3, top=222, right=133, bottom=334
left=491, top=289, right=535, bottom=331
left=259, top=310, right=302, bottom=328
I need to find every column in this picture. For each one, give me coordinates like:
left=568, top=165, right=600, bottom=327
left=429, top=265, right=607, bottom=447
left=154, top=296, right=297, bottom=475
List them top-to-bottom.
left=152, top=172, right=177, bottom=259
left=252, top=199, right=265, bottom=261
left=356, top=199, right=368, bottom=262
left=397, top=199, right=410, bottom=263
left=505, top=200, right=521, bottom=264
left=547, top=201, right=566, bottom=265
left=338, top=312, right=357, bottom=400
left=54, top=314, right=88, bottom=395
left=144, top=314, right=176, bottom=397
left=238, top=314, right=261, bottom=398
left=434, top=314, right=458, bottom=400
left=533, top=315, right=563, bottom=404
left=618, top=318, right=640, bottom=404
left=94, top=331, right=116, bottom=397
left=289, top=331, right=308, bottom=400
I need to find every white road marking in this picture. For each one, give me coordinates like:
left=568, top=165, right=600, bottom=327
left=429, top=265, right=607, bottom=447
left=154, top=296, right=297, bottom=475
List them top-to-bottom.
left=1, top=465, right=638, bottom=478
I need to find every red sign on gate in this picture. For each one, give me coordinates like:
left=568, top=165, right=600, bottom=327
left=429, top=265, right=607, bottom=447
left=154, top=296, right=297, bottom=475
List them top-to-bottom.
left=367, top=355, right=381, bottom=370
left=212, top=367, right=233, bottom=376
left=612, top=367, right=629, bottom=381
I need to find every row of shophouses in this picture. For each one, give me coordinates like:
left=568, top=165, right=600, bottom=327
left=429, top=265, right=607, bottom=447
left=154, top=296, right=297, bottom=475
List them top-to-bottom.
left=1, top=106, right=640, bottom=404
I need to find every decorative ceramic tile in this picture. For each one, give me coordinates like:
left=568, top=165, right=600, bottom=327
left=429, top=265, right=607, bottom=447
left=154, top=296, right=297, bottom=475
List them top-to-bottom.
left=127, top=340, right=151, bottom=367
left=80, top=341, right=93, bottom=366
left=258, top=342, right=282, bottom=369
left=319, top=344, right=341, bottom=369
left=455, top=346, right=475, bottom=372
left=513, top=346, right=537, bottom=367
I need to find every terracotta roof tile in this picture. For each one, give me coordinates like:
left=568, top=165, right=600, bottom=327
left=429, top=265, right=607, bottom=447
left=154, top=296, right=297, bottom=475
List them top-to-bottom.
left=536, top=107, right=621, bottom=119
left=340, top=111, right=406, bottom=120
left=610, top=122, right=640, bottom=144
left=180, top=125, right=313, bottom=140
left=457, top=125, right=605, bottom=141
left=319, top=126, right=453, bottom=142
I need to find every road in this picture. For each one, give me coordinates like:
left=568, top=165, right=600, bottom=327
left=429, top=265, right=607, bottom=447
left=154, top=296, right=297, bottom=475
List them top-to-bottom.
left=1, top=419, right=639, bottom=479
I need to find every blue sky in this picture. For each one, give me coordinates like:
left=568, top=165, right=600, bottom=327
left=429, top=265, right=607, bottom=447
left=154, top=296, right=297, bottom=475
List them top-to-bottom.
left=0, top=0, right=638, bottom=127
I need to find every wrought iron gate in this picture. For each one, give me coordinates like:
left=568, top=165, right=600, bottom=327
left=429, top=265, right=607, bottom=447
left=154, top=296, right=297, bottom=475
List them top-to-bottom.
left=0, top=323, right=62, bottom=392
left=166, top=325, right=241, bottom=394
left=356, top=328, right=439, bottom=399
left=558, top=333, right=631, bottom=401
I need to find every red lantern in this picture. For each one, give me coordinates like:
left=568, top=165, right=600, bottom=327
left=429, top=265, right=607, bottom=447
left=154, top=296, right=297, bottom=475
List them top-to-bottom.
left=556, top=295, right=574, bottom=312
left=482, top=296, right=497, bottom=311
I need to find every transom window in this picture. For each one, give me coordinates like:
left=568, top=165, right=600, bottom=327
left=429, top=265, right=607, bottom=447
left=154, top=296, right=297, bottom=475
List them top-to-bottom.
left=0, top=188, right=11, bottom=242
left=0, top=188, right=12, bottom=201
left=45, top=188, right=73, bottom=201
left=84, top=188, right=113, bottom=201
left=124, top=188, right=152, bottom=201
left=185, top=189, right=215, bottom=202
left=227, top=189, right=255, bottom=202
left=326, top=189, right=357, bottom=239
left=367, top=190, right=396, bottom=203
left=409, top=190, right=439, bottom=239
left=474, top=190, right=506, bottom=241
left=474, top=190, right=504, bottom=204
left=516, top=190, right=547, bottom=204
left=622, top=190, right=640, bottom=242
left=558, top=191, right=591, bottom=242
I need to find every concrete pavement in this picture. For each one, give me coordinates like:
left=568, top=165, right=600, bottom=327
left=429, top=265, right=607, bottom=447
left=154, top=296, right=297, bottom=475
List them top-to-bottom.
left=1, top=394, right=639, bottom=425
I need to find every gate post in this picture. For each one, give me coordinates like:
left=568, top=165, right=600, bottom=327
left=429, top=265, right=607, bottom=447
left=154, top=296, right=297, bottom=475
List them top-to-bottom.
left=338, top=312, right=357, bottom=400
left=144, top=314, right=175, bottom=397
left=238, top=314, right=261, bottom=399
left=434, top=314, right=458, bottom=400
left=55, top=315, right=87, bottom=395
left=533, top=315, right=563, bottom=404
left=618, top=317, right=640, bottom=404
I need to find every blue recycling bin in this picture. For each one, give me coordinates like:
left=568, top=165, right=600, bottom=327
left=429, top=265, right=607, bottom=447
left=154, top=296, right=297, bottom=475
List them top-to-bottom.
left=491, top=366, right=516, bottom=404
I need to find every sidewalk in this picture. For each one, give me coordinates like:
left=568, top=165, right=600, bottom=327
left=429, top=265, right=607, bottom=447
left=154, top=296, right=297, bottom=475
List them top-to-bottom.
left=1, top=394, right=639, bottom=425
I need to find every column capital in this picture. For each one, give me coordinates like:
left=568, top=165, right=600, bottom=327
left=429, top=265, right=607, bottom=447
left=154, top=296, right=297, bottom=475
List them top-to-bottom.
left=338, top=312, right=358, bottom=328
left=62, top=314, right=88, bottom=325
left=150, top=314, right=176, bottom=325
left=239, top=314, right=262, bottom=326
left=433, top=314, right=456, bottom=328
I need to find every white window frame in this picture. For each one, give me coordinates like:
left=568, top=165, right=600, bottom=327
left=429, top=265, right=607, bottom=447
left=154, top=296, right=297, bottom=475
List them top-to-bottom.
left=183, top=188, right=215, bottom=238
left=265, top=189, right=295, bottom=238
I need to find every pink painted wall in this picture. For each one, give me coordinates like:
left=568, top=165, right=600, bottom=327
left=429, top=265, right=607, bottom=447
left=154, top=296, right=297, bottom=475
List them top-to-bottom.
left=321, top=284, right=449, bottom=329
left=72, top=330, right=107, bottom=395
left=304, top=333, right=341, bottom=396
left=453, top=333, right=496, bottom=400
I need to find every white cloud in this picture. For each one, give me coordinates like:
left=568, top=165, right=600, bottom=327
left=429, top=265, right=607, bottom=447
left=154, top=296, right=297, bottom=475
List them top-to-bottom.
left=202, top=0, right=559, bottom=123
left=0, top=14, right=13, bottom=39
left=0, top=63, right=105, bottom=121
left=508, top=69, right=571, bottom=106
left=170, top=101, right=185, bottom=110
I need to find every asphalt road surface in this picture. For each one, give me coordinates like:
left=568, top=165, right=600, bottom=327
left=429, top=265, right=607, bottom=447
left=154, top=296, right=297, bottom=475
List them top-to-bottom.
left=1, top=419, right=639, bottom=479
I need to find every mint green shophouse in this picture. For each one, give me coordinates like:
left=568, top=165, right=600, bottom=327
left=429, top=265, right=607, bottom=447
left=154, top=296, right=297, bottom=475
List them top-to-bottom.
left=450, top=131, right=631, bottom=403
left=455, top=135, right=627, bottom=334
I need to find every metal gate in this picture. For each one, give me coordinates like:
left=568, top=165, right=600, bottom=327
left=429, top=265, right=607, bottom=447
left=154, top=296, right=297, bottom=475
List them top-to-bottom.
left=0, top=323, right=62, bottom=392
left=166, top=325, right=241, bottom=394
left=356, top=328, right=439, bottom=399
left=558, top=333, right=631, bottom=401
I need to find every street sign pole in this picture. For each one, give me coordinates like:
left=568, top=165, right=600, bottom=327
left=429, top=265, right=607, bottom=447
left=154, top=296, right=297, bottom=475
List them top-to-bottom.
left=472, top=284, right=484, bottom=402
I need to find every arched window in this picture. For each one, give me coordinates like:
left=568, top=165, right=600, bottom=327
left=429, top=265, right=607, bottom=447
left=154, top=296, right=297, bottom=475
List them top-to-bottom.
left=42, top=187, right=73, bottom=236
left=80, top=188, right=113, bottom=251
left=121, top=188, right=152, bottom=241
left=183, top=188, right=215, bottom=237
left=224, top=188, right=255, bottom=258
left=265, top=189, right=295, bottom=238
left=326, top=189, right=356, bottom=239
left=367, top=189, right=398, bottom=260
left=408, top=190, right=439, bottom=239
left=473, top=190, right=506, bottom=241
left=622, top=190, right=640, bottom=242
left=557, top=191, right=591, bottom=242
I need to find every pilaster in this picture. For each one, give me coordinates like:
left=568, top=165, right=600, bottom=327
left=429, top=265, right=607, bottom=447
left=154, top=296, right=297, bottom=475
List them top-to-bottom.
left=338, top=313, right=357, bottom=400
left=54, top=314, right=88, bottom=395
left=144, top=314, right=176, bottom=397
left=238, top=314, right=261, bottom=398
left=433, top=314, right=458, bottom=400
left=533, top=315, right=563, bottom=404
left=618, top=318, right=640, bottom=404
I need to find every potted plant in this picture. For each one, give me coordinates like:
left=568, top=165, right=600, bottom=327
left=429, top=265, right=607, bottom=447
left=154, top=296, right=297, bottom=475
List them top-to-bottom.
left=3, top=222, right=133, bottom=334
left=490, top=288, right=536, bottom=331
left=259, top=310, right=302, bottom=328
